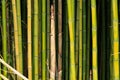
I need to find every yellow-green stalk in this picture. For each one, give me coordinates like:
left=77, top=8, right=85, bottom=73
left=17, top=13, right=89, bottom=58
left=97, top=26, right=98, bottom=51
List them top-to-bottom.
left=2, top=0, right=7, bottom=77
left=11, top=0, right=20, bottom=78
left=16, top=0, right=23, bottom=75
left=27, top=0, right=32, bottom=79
left=33, top=0, right=39, bottom=79
left=67, top=0, right=76, bottom=79
left=79, top=0, right=82, bottom=79
left=91, top=0, right=98, bottom=79
left=111, top=0, right=119, bottom=79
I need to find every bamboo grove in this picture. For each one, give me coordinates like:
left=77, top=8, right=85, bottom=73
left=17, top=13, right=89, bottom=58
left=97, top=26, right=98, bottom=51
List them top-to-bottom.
left=0, top=0, right=120, bottom=80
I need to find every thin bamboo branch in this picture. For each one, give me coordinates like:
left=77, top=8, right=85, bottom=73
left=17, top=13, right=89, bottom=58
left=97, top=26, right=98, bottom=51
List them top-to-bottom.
left=0, top=58, right=28, bottom=80
left=0, top=74, right=9, bottom=80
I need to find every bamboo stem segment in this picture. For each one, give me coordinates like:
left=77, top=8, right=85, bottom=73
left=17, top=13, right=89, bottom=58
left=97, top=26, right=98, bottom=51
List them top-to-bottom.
left=2, top=0, right=7, bottom=77
left=11, top=0, right=20, bottom=78
left=27, top=0, right=32, bottom=79
left=33, top=0, right=39, bottom=79
left=67, top=0, right=76, bottom=79
left=91, top=0, right=98, bottom=79
left=111, top=0, right=119, bottom=79
left=50, top=5, right=56, bottom=80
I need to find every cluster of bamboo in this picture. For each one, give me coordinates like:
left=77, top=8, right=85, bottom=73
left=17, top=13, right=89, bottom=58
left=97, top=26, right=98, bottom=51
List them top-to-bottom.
left=0, top=0, right=120, bottom=80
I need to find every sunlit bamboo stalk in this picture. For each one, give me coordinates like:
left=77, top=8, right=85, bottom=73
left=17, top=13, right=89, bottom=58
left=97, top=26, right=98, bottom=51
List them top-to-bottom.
left=11, top=0, right=20, bottom=78
left=16, top=0, right=23, bottom=75
left=27, top=0, right=32, bottom=79
left=67, top=0, right=76, bottom=79
left=91, top=0, right=98, bottom=79
left=111, top=0, right=119, bottom=79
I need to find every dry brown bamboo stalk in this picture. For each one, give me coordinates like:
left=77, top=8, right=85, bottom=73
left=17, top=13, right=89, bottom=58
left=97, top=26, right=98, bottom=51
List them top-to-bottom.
left=58, top=0, right=62, bottom=80
left=50, top=5, right=56, bottom=80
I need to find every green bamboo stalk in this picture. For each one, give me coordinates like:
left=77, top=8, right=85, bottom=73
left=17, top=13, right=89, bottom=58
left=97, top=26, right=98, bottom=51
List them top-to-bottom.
left=2, top=0, right=7, bottom=77
left=16, top=0, right=23, bottom=75
left=27, top=0, right=32, bottom=79
left=33, top=0, right=39, bottom=79
left=38, top=0, right=42, bottom=78
left=42, top=0, right=47, bottom=79
left=46, top=0, right=50, bottom=79
left=67, top=0, right=76, bottom=79
left=75, top=0, right=79, bottom=79
left=79, top=0, right=82, bottom=79
left=82, top=0, right=87, bottom=79
left=86, top=0, right=91, bottom=79
left=91, top=0, right=98, bottom=79
left=101, top=0, right=106, bottom=80
left=106, top=0, right=111, bottom=79
left=111, top=0, right=119, bottom=79
left=63, top=2, right=69, bottom=79
left=65, top=23, right=69, bottom=80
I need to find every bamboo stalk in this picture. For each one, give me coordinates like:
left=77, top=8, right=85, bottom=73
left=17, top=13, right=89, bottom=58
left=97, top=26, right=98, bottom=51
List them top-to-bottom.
left=2, top=0, right=7, bottom=77
left=11, top=0, right=20, bottom=78
left=16, top=0, right=23, bottom=75
left=27, top=0, right=32, bottom=79
left=33, top=0, right=39, bottom=79
left=38, top=0, right=42, bottom=78
left=42, top=0, right=47, bottom=79
left=46, top=0, right=50, bottom=79
left=58, top=0, right=62, bottom=79
left=67, top=0, right=76, bottom=79
left=75, top=0, right=79, bottom=79
left=79, top=0, right=82, bottom=79
left=82, top=0, right=87, bottom=79
left=86, top=0, right=91, bottom=79
left=91, top=0, right=98, bottom=79
left=101, top=0, right=106, bottom=79
left=106, top=0, right=111, bottom=79
left=111, top=0, right=119, bottom=79
left=63, top=2, right=69, bottom=79
left=50, top=5, right=56, bottom=80
left=65, top=21, right=69, bottom=80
